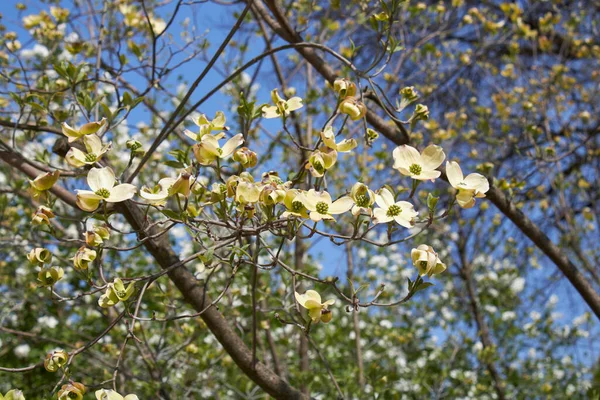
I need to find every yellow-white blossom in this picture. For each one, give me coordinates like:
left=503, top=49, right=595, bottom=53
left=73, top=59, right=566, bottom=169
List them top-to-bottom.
left=333, top=78, right=357, bottom=98
left=262, top=89, right=303, bottom=119
left=339, top=97, right=367, bottom=120
left=184, top=111, right=227, bottom=141
left=61, top=118, right=107, bottom=143
left=321, top=126, right=357, bottom=152
left=192, top=133, right=244, bottom=165
left=65, top=135, right=111, bottom=167
left=393, top=144, right=445, bottom=181
left=307, top=148, right=337, bottom=178
left=446, top=161, right=489, bottom=208
left=76, top=167, right=137, bottom=212
left=29, top=170, right=60, bottom=193
left=350, top=182, right=376, bottom=216
left=372, top=188, right=418, bottom=227
left=281, top=189, right=309, bottom=219
left=299, top=189, right=354, bottom=222
left=31, top=205, right=55, bottom=226
left=411, top=245, right=446, bottom=277
left=71, top=246, right=97, bottom=271
left=27, top=248, right=52, bottom=265
left=37, top=266, right=64, bottom=287
left=98, top=278, right=135, bottom=308
left=295, top=290, right=336, bottom=323
left=44, top=349, right=68, bottom=372
left=58, top=382, right=86, bottom=400
left=0, top=389, right=25, bottom=400
left=95, top=389, right=139, bottom=400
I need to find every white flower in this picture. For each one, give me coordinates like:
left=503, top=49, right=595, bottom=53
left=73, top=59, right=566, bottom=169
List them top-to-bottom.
left=262, top=89, right=303, bottom=119
left=184, top=111, right=227, bottom=141
left=62, top=118, right=107, bottom=143
left=320, top=126, right=357, bottom=152
left=192, top=133, right=244, bottom=165
left=65, top=134, right=111, bottom=167
left=393, top=144, right=445, bottom=181
left=445, top=161, right=489, bottom=208
left=76, top=167, right=137, bottom=212
left=372, top=188, right=418, bottom=228
left=298, top=189, right=354, bottom=222
left=410, top=244, right=446, bottom=277
left=509, top=277, right=525, bottom=294
left=295, top=290, right=335, bottom=323
left=38, top=315, right=59, bottom=329
left=14, top=344, right=31, bottom=358
left=95, top=389, right=139, bottom=400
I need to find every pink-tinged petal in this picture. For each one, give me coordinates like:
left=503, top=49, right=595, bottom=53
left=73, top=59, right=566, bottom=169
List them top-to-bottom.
left=221, top=133, right=244, bottom=158
left=392, top=145, right=421, bottom=170
left=421, top=145, right=446, bottom=170
left=445, top=161, right=464, bottom=188
left=87, top=167, right=115, bottom=191
left=414, top=169, right=441, bottom=181
left=106, top=184, right=137, bottom=203
left=375, top=188, right=395, bottom=209
left=329, top=196, right=354, bottom=214
left=373, top=208, right=393, bottom=224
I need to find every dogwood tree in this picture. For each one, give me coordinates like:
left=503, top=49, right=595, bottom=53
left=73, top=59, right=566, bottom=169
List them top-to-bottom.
left=0, top=0, right=598, bottom=398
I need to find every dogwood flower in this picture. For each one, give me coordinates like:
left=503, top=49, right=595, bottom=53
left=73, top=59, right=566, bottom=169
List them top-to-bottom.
left=333, top=78, right=357, bottom=98
left=262, top=89, right=303, bottom=119
left=339, top=97, right=367, bottom=120
left=184, top=111, right=227, bottom=141
left=62, top=118, right=107, bottom=143
left=321, top=126, right=357, bottom=152
left=192, top=133, right=244, bottom=165
left=65, top=135, right=111, bottom=167
left=393, top=144, right=445, bottom=181
left=233, top=147, right=258, bottom=168
left=306, top=148, right=337, bottom=177
left=446, top=161, right=489, bottom=208
left=76, top=167, right=137, bottom=212
left=29, top=170, right=60, bottom=194
left=140, top=177, right=175, bottom=206
left=235, top=181, right=261, bottom=204
left=350, top=182, right=376, bottom=216
left=372, top=188, right=418, bottom=227
left=281, top=189, right=309, bottom=219
left=299, top=189, right=354, bottom=221
left=31, top=205, right=55, bottom=226
left=84, top=226, right=110, bottom=246
left=411, top=245, right=447, bottom=277
left=71, top=246, right=97, bottom=271
left=27, top=248, right=52, bottom=265
left=37, top=266, right=64, bottom=287
left=98, top=278, right=135, bottom=308
left=295, top=290, right=335, bottom=324
left=44, top=349, right=69, bottom=372
left=58, top=382, right=86, bottom=400
left=0, top=389, right=25, bottom=400
left=95, top=389, right=140, bottom=400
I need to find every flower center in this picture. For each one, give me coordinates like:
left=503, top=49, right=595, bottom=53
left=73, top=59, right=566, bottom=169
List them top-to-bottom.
left=217, top=148, right=223, bottom=155
left=84, top=153, right=97, bottom=162
left=409, top=163, right=422, bottom=175
left=95, top=188, right=110, bottom=198
left=355, top=194, right=370, bottom=207
left=291, top=200, right=304, bottom=212
left=316, top=201, right=329, bottom=214
left=386, top=204, right=402, bottom=217
left=116, top=290, right=126, bottom=298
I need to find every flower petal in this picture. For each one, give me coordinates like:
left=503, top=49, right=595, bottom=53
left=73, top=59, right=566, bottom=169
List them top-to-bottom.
left=220, top=133, right=244, bottom=158
left=393, top=145, right=421, bottom=170
left=420, top=145, right=445, bottom=170
left=445, top=161, right=464, bottom=188
left=88, top=167, right=115, bottom=191
left=106, top=184, right=137, bottom=203
left=375, top=188, right=395, bottom=209
left=329, top=196, right=354, bottom=214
